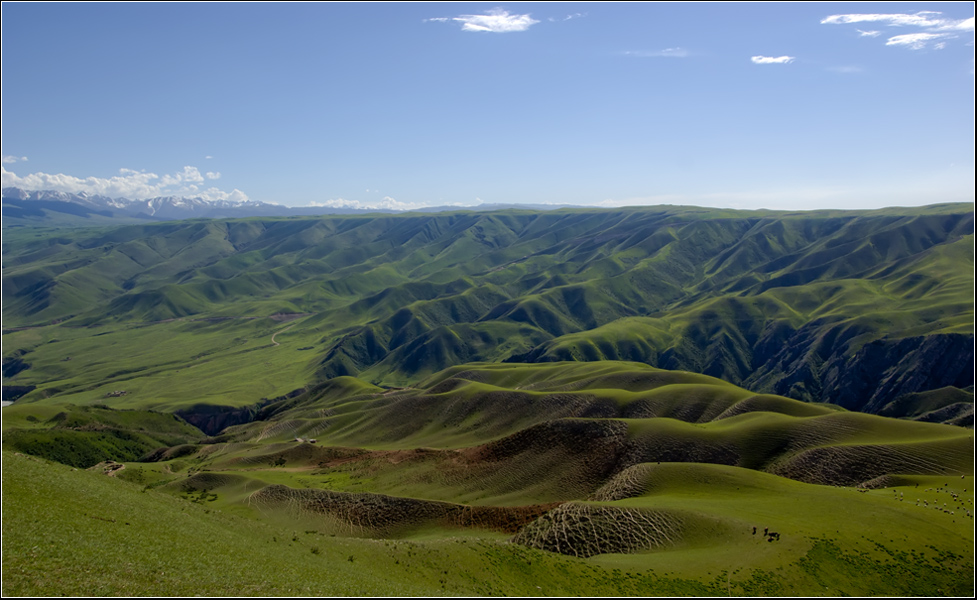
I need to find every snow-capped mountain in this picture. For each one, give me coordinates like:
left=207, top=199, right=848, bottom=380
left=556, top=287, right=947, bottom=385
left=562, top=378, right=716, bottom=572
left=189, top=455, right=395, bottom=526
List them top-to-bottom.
left=1, top=187, right=376, bottom=223
left=2, top=187, right=570, bottom=227
left=2, top=187, right=292, bottom=218
left=2, top=188, right=128, bottom=210
left=135, top=195, right=286, bottom=219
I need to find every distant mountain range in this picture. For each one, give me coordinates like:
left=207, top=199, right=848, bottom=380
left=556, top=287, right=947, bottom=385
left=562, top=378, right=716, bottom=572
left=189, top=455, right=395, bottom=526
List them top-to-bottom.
left=1, top=187, right=575, bottom=226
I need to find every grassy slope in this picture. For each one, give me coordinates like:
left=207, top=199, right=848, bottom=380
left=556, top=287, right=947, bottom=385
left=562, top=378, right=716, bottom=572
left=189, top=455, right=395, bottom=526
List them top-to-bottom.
left=3, top=205, right=973, bottom=415
left=9, top=359, right=966, bottom=503
left=3, top=360, right=974, bottom=595
left=106, top=361, right=971, bottom=513
left=0, top=403, right=204, bottom=467
left=5, top=450, right=632, bottom=597
left=18, top=450, right=953, bottom=597
left=580, top=464, right=974, bottom=596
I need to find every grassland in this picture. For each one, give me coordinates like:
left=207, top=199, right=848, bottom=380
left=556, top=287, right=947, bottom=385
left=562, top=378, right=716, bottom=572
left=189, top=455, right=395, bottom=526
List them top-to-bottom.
left=2, top=205, right=974, bottom=596
left=3, top=205, right=973, bottom=419
left=3, top=361, right=974, bottom=596
left=0, top=402, right=202, bottom=468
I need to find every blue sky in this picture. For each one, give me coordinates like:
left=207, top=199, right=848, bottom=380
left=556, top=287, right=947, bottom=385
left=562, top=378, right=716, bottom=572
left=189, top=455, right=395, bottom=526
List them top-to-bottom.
left=2, top=2, right=973, bottom=210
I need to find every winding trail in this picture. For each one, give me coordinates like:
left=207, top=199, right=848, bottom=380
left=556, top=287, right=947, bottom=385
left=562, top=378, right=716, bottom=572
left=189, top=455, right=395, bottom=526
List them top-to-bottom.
left=270, top=323, right=297, bottom=346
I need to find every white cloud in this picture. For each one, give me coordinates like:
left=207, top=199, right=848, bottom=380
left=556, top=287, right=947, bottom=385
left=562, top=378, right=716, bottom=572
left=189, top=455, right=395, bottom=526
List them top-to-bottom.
left=435, top=9, right=539, bottom=33
left=823, top=11, right=973, bottom=50
left=821, top=12, right=948, bottom=28
left=549, top=13, right=584, bottom=23
left=933, top=17, right=974, bottom=32
left=886, top=32, right=952, bottom=50
left=625, top=48, right=690, bottom=58
left=751, top=55, right=795, bottom=64
left=827, top=65, right=863, bottom=74
left=2, top=155, right=28, bottom=164
left=204, top=155, right=214, bottom=159
left=1, top=164, right=249, bottom=203
left=160, top=165, right=205, bottom=186
left=206, top=171, right=221, bottom=180
left=203, top=187, right=250, bottom=203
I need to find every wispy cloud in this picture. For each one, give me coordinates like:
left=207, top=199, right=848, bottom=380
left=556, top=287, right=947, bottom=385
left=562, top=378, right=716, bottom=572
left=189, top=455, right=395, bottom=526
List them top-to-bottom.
left=428, top=9, right=539, bottom=33
left=823, top=11, right=974, bottom=50
left=821, top=12, right=949, bottom=28
left=549, top=13, right=585, bottom=23
left=933, top=17, right=975, bottom=32
left=886, top=32, right=953, bottom=50
left=625, top=48, right=690, bottom=58
left=751, top=55, right=795, bottom=64
left=826, top=65, right=863, bottom=74
left=2, top=155, right=28, bottom=164
left=1, top=165, right=249, bottom=202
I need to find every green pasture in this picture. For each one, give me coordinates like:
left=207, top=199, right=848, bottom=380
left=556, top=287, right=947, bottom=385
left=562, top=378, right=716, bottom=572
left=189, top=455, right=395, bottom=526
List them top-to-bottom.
left=4, top=207, right=973, bottom=414
left=3, top=315, right=322, bottom=410
left=4, top=450, right=972, bottom=597
left=585, top=463, right=974, bottom=596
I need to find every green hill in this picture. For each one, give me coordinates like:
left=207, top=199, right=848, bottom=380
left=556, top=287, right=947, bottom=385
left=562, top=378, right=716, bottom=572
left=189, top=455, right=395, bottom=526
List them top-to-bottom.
left=3, top=205, right=973, bottom=421
left=4, top=360, right=973, bottom=596
left=1, top=403, right=203, bottom=468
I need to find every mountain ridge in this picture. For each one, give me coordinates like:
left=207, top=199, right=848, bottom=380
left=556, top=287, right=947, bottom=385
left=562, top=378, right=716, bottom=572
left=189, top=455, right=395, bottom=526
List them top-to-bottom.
left=3, top=203, right=972, bottom=421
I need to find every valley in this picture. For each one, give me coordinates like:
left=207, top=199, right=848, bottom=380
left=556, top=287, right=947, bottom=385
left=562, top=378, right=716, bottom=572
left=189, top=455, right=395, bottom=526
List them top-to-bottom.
left=2, top=204, right=974, bottom=596
left=4, top=205, right=973, bottom=417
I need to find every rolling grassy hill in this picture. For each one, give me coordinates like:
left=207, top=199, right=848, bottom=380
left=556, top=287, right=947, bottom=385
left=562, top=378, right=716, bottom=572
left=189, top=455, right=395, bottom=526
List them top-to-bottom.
left=3, top=204, right=973, bottom=422
left=3, top=361, right=973, bottom=596
left=0, top=402, right=203, bottom=468
left=7, top=448, right=969, bottom=597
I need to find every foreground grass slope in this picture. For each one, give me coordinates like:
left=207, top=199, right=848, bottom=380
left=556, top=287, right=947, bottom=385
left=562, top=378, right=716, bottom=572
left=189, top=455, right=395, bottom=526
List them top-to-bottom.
left=3, top=205, right=973, bottom=419
left=3, top=360, right=974, bottom=596
left=9, top=450, right=971, bottom=597
left=6, top=451, right=665, bottom=597
left=519, top=463, right=972, bottom=569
